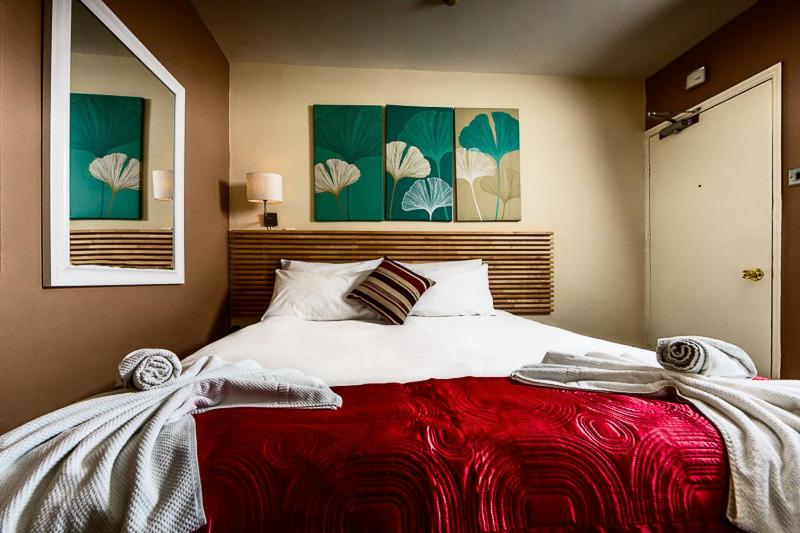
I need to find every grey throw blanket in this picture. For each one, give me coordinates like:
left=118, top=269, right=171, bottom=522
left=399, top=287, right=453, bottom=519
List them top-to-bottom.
left=657, top=336, right=757, bottom=378
left=117, top=348, right=182, bottom=390
left=512, top=352, right=800, bottom=533
left=0, top=356, right=342, bottom=533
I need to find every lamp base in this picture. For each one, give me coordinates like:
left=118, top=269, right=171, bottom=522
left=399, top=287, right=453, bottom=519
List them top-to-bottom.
left=261, top=200, right=278, bottom=228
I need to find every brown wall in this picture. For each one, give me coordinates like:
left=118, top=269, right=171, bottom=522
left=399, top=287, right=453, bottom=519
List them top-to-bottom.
left=0, top=0, right=230, bottom=432
left=646, top=0, right=800, bottom=378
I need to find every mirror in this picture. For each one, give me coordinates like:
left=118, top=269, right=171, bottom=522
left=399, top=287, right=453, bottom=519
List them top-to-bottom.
left=46, top=0, right=185, bottom=286
left=69, top=2, right=175, bottom=268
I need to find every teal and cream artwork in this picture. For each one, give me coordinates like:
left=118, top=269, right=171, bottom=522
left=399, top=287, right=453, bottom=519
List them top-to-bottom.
left=70, top=93, right=144, bottom=220
left=314, top=105, right=383, bottom=221
left=385, top=105, right=454, bottom=221
left=455, top=108, right=520, bottom=221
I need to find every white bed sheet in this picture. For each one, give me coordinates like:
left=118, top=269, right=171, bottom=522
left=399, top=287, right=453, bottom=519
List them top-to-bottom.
left=186, top=312, right=656, bottom=386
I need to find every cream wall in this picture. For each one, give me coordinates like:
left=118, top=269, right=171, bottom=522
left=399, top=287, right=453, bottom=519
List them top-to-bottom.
left=70, top=52, right=174, bottom=230
left=229, top=63, right=645, bottom=346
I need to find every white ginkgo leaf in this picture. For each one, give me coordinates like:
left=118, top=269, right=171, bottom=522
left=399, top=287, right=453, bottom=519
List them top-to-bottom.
left=386, top=141, right=431, bottom=182
left=455, top=147, right=496, bottom=184
left=89, top=153, right=140, bottom=193
left=314, top=158, right=361, bottom=196
left=401, top=177, right=452, bottom=220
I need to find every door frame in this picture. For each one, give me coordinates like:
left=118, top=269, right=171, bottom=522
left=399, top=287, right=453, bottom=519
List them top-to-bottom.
left=644, top=63, right=782, bottom=378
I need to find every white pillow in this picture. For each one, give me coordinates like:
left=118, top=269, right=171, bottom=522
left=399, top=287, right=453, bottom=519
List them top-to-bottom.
left=280, top=258, right=382, bottom=273
left=398, top=259, right=483, bottom=276
left=410, top=263, right=495, bottom=316
left=263, top=270, right=377, bottom=321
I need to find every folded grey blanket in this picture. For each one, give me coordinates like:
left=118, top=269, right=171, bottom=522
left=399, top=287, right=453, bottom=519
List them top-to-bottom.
left=657, top=336, right=757, bottom=378
left=118, top=348, right=181, bottom=390
left=512, top=352, right=800, bottom=533
left=0, top=356, right=342, bottom=533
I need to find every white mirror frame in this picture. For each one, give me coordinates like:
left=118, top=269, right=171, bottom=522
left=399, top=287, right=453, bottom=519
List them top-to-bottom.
left=45, top=0, right=185, bottom=286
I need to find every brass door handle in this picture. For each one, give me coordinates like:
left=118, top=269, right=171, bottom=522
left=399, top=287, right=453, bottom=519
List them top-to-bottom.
left=742, top=268, right=764, bottom=281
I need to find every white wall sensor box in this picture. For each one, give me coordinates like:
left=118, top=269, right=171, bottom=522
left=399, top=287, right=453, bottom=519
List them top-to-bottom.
left=686, top=66, right=707, bottom=90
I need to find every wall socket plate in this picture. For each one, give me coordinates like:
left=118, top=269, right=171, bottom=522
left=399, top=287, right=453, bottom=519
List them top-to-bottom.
left=789, top=168, right=800, bottom=187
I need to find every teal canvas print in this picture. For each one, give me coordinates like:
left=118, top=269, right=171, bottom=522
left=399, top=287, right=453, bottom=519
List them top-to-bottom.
left=70, top=93, right=144, bottom=220
left=313, top=105, right=383, bottom=221
left=385, top=105, right=454, bottom=221
left=455, top=108, right=521, bottom=221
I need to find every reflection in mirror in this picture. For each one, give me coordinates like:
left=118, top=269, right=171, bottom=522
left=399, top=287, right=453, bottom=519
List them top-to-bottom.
left=69, top=1, right=175, bottom=269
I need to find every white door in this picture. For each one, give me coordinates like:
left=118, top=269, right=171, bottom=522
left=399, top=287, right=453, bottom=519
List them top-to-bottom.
left=648, top=80, right=777, bottom=376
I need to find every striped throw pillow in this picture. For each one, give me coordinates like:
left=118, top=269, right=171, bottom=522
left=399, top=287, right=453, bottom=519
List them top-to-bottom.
left=347, top=258, right=435, bottom=325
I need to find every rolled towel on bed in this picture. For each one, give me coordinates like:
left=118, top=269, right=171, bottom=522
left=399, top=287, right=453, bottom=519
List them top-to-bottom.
left=656, top=336, right=757, bottom=378
left=118, top=348, right=181, bottom=390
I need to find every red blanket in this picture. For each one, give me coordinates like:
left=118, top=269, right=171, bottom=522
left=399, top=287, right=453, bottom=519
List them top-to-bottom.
left=195, top=377, right=735, bottom=532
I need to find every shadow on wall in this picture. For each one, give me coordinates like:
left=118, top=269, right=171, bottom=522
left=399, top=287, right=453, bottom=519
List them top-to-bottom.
left=218, top=178, right=230, bottom=215
left=229, top=182, right=250, bottom=222
left=186, top=296, right=231, bottom=355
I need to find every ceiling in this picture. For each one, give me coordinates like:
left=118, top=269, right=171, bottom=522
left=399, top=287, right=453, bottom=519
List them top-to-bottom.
left=191, top=0, right=756, bottom=80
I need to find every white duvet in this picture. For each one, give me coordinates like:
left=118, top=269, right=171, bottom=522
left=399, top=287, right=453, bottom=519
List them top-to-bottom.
left=185, top=311, right=656, bottom=386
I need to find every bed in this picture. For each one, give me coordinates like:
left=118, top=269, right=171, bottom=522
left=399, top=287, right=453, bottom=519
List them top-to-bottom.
left=176, top=231, right=740, bottom=531
left=0, top=232, right=781, bottom=532
left=186, top=312, right=735, bottom=532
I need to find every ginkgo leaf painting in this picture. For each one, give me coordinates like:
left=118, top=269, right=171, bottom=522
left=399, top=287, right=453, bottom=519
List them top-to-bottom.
left=69, top=93, right=144, bottom=219
left=313, top=105, right=383, bottom=221
left=385, top=105, right=454, bottom=221
left=454, top=108, right=520, bottom=221
left=385, top=140, right=431, bottom=219
left=455, top=147, right=496, bottom=222
left=89, top=153, right=141, bottom=218
left=314, top=159, right=361, bottom=219
left=480, top=167, right=520, bottom=221
left=401, top=177, right=453, bottom=221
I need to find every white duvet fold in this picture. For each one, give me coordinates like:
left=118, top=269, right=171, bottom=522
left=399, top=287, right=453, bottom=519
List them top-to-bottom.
left=185, top=312, right=657, bottom=386
left=512, top=352, right=800, bottom=533
left=0, top=356, right=342, bottom=533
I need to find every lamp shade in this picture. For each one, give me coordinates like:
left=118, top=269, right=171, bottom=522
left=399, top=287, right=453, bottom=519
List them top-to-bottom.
left=152, top=170, right=174, bottom=201
left=246, top=172, right=283, bottom=203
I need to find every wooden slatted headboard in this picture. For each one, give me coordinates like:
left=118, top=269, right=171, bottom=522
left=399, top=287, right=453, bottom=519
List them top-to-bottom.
left=70, top=229, right=174, bottom=269
left=229, top=230, right=554, bottom=324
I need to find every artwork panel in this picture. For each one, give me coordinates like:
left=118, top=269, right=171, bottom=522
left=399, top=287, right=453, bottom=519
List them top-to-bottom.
left=69, top=93, right=144, bottom=220
left=313, top=105, right=384, bottom=221
left=385, top=105, right=454, bottom=221
left=455, top=108, right=520, bottom=222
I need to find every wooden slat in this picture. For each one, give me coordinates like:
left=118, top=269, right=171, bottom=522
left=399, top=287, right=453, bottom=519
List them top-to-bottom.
left=70, top=229, right=174, bottom=269
left=229, top=230, right=554, bottom=324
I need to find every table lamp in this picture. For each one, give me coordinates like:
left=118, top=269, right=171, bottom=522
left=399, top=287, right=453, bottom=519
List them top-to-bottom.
left=152, top=170, right=174, bottom=201
left=246, top=172, right=283, bottom=228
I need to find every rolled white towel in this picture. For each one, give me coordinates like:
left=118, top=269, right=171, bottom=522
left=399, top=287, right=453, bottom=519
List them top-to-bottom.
left=656, top=336, right=757, bottom=378
left=118, top=348, right=182, bottom=390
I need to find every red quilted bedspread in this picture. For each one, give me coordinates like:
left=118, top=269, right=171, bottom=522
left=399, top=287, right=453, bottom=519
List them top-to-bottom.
left=194, top=377, right=736, bottom=532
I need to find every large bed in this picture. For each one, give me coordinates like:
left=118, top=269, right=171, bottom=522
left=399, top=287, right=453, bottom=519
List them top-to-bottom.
left=1, top=231, right=761, bottom=532
left=186, top=312, right=735, bottom=532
